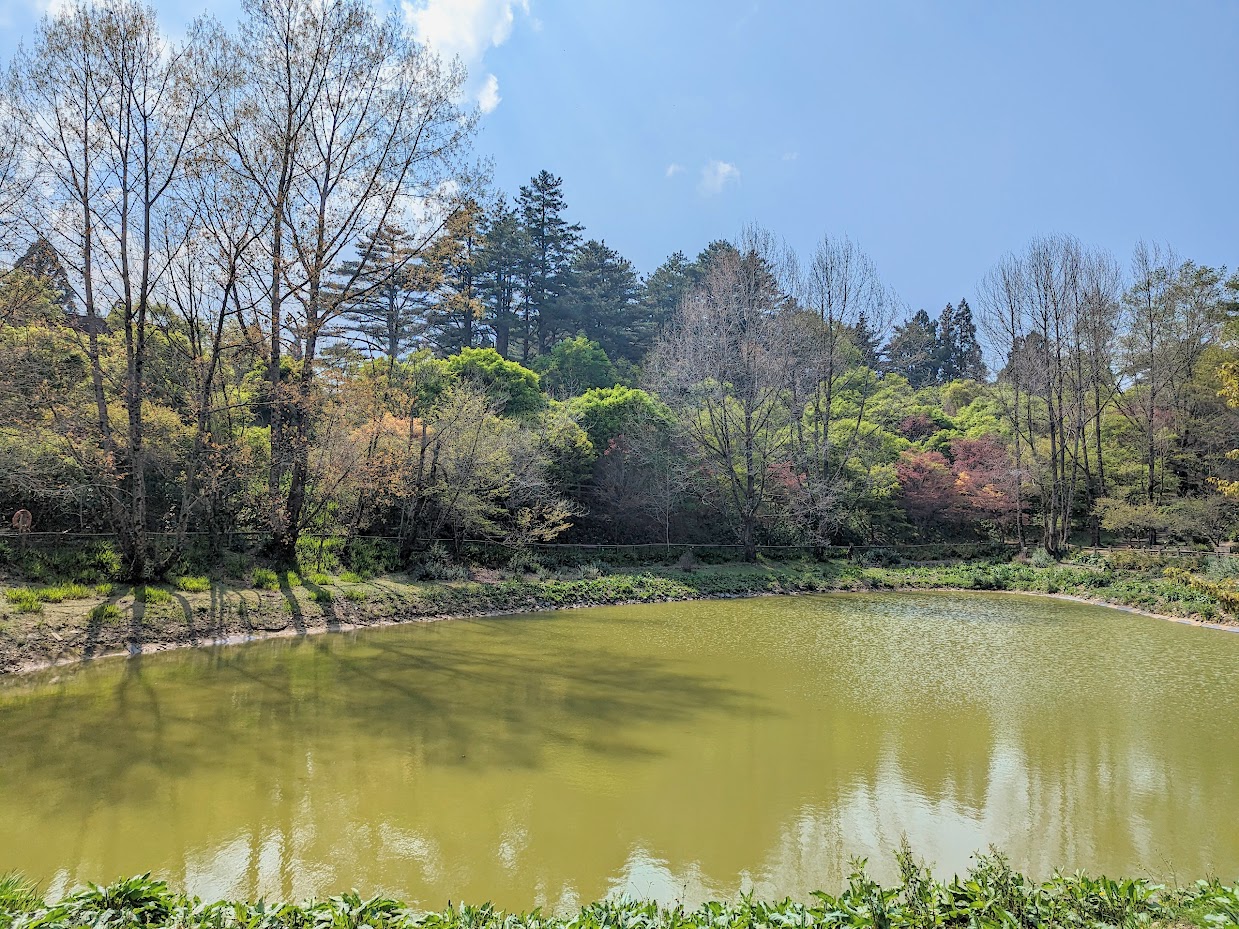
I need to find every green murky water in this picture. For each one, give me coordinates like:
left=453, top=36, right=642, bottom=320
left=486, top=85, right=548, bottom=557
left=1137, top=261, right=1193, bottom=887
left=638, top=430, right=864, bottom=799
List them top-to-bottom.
left=2, top=592, right=1237, bottom=908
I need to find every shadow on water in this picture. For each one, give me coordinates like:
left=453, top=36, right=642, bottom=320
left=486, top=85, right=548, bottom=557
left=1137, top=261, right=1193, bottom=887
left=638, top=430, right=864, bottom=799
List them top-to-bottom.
left=3, top=593, right=1239, bottom=900
left=0, top=614, right=770, bottom=804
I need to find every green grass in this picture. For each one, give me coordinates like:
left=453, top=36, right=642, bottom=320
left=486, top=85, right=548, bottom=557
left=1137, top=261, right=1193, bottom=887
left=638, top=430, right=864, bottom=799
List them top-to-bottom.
left=251, top=568, right=279, bottom=590
left=256, top=569, right=303, bottom=589
left=339, top=570, right=365, bottom=583
left=304, top=572, right=334, bottom=586
left=173, top=575, right=210, bottom=593
left=25, top=583, right=93, bottom=604
left=135, top=586, right=171, bottom=604
left=307, top=588, right=333, bottom=604
left=343, top=588, right=367, bottom=602
left=4, top=589, right=42, bottom=613
left=88, top=603, right=122, bottom=623
left=1, top=854, right=1236, bottom=929
left=0, top=872, right=41, bottom=916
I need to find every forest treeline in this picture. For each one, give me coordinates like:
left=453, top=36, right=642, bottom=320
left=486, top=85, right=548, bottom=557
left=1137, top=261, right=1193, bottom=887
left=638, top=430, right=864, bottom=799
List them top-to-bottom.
left=1, top=0, right=1238, bottom=579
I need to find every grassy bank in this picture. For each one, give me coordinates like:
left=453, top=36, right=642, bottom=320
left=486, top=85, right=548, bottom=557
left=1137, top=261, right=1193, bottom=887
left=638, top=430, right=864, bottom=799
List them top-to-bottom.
left=2, top=546, right=1237, bottom=674
left=2, top=850, right=1238, bottom=929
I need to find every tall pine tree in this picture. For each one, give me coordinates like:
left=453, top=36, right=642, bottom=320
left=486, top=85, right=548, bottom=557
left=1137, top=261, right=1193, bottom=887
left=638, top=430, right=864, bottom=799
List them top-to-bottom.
left=516, top=171, right=582, bottom=359
left=476, top=199, right=527, bottom=359
left=424, top=200, right=485, bottom=355
left=334, top=224, right=431, bottom=364
left=14, top=235, right=75, bottom=313
left=559, top=239, right=646, bottom=362
left=690, top=240, right=739, bottom=283
left=641, top=250, right=695, bottom=336
left=936, top=298, right=987, bottom=381
left=884, top=309, right=939, bottom=387
left=851, top=310, right=884, bottom=369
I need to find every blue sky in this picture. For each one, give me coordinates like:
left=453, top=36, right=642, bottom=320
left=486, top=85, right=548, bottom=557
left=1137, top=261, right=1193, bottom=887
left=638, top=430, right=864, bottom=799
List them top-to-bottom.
left=2, top=0, right=1236, bottom=313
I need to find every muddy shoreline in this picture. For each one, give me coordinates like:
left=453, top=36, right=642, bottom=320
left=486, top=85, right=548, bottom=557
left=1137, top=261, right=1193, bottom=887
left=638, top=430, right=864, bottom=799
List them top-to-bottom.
left=4, top=577, right=1235, bottom=680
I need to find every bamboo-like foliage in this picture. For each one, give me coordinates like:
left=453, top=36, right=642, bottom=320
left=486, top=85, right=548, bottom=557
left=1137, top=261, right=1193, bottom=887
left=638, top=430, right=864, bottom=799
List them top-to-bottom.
left=2, top=852, right=1237, bottom=929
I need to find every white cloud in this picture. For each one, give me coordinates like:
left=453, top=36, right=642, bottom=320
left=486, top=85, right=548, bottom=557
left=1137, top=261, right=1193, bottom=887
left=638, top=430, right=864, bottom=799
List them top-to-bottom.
left=29, top=0, right=73, bottom=16
left=402, top=0, right=529, bottom=113
left=477, top=73, right=501, bottom=113
left=782, top=151, right=799, bottom=161
left=698, top=159, right=740, bottom=196
left=665, top=163, right=683, bottom=178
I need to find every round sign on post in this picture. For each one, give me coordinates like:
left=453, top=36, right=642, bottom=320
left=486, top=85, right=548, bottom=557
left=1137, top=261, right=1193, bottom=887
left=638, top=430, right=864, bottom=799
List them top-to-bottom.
left=12, top=509, right=32, bottom=549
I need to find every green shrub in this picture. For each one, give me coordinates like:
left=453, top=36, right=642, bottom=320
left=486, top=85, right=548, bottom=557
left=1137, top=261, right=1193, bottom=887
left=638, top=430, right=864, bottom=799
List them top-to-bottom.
left=297, top=535, right=344, bottom=574
left=345, top=539, right=400, bottom=577
left=167, top=541, right=215, bottom=581
left=0, top=542, right=121, bottom=585
left=64, top=542, right=122, bottom=583
left=75, top=542, right=121, bottom=583
left=417, top=543, right=470, bottom=581
left=859, top=547, right=901, bottom=568
left=1029, top=548, right=1055, bottom=569
left=506, top=549, right=545, bottom=577
left=1067, top=550, right=1108, bottom=568
left=1106, top=550, right=1168, bottom=572
left=222, top=552, right=249, bottom=578
left=1204, top=555, right=1239, bottom=580
left=251, top=568, right=279, bottom=590
left=339, top=571, right=363, bottom=583
left=304, top=572, right=334, bottom=586
left=174, top=575, right=210, bottom=593
left=94, top=583, right=113, bottom=597
left=308, top=588, right=334, bottom=604
left=344, top=588, right=367, bottom=602
left=4, top=589, right=42, bottom=613
left=5, top=862, right=1236, bottom=929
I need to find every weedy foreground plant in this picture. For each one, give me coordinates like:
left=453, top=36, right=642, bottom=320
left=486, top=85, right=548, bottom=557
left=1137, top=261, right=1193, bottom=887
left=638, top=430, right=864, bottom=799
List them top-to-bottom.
left=2, top=851, right=1237, bottom=929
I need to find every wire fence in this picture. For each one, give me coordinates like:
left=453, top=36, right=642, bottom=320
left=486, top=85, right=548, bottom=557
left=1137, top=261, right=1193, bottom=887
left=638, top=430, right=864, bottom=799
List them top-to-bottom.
left=1, top=530, right=1233, bottom=560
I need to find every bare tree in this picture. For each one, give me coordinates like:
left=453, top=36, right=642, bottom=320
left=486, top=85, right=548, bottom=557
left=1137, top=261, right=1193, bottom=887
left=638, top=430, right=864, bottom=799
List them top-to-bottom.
left=213, top=0, right=476, bottom=559
left=8, top=1, right=213, bottom=578
left=0, top=98, right=31, bottom=258
left=157, top=102, right=270, bottom=550
left=647, top=231, right=794, bottom=560
left=788, top=234, right=895, bottom=545
left=979, top=235, right=1120, bottom=552
left=1119, top=243, right=1224, bottom=528
left=1076, top=248, right=1123, bottom=543
left=978, top=252, right=1030, bottom=548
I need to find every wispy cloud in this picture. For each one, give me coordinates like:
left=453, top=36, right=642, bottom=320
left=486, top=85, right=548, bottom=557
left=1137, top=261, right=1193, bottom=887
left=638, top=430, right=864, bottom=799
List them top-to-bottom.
left=26, top=0, right=73, bottom=15
left=402, top=0, right=530, bottom=114
left=477, top=73, right=501, bottom=113
left=782, top=151, right=799, bottom=161
left=698, top=159, right=740, bottom=196
left=665, top=163, right=684, bottom=178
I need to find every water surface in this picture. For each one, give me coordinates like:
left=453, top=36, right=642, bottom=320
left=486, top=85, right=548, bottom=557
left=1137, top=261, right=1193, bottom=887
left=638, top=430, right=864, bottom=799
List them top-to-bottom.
left=2, top=592, right=1236, bottom=908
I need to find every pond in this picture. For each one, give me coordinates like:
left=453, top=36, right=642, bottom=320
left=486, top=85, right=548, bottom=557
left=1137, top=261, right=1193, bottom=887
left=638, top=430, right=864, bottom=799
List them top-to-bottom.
left=1, top=592, right=1237, bottom=909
